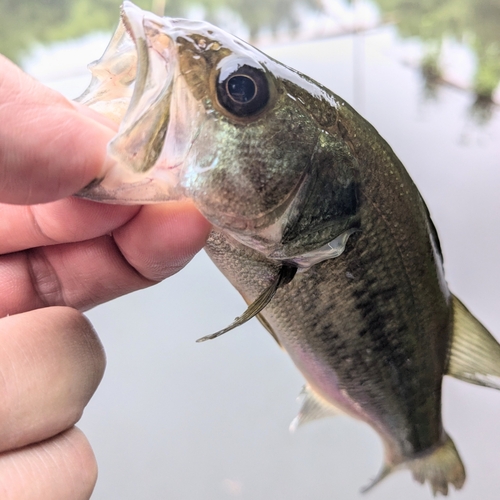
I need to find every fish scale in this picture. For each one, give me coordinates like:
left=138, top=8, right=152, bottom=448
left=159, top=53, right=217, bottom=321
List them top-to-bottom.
left=77, top=3, right=500, bottom=494
left=206, top=202, right=445, bottom=462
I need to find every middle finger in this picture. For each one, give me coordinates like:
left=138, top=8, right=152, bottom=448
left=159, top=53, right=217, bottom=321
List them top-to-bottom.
left=0, top=197, right=139, bottom=255
left=0, top=201, right=211, bottom=316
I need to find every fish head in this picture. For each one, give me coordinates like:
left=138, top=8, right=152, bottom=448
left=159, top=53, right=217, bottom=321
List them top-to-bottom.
left=78, top=2, right=360, bottom=261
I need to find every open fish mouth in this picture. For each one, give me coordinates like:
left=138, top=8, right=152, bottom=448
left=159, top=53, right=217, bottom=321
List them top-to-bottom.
left=76, top=2, right=194, bottom=203
left=77, top=2, right=358, bottom=260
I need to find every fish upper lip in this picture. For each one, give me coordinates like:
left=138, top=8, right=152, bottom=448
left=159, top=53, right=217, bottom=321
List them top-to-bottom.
left=119, top=2, right=173, bottom=123
left=120, top=2, right=144, bottom=44
left=74, top=3, right=190, bottom=202
left=107, top=3, right=177, bottom=175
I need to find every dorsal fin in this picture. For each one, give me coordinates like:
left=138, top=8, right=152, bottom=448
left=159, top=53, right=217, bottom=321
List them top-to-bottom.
left=196, top=265, right=296, bottom=343
left=446, top=295, right=500, bottom=389
left=289, top=385, right=339, bottom=432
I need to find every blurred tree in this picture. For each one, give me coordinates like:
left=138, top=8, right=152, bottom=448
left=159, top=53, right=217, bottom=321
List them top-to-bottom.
left=0, top=0, right=321, bottom=62
left=0, top=0, right=149, bottom=61
left=5, top=0, right=497, bottom=103
left=203, top=0, right=322, bottom=41
left=372, top=0, right=500, bottom=100
left=471, top=1, right=500, bottom=99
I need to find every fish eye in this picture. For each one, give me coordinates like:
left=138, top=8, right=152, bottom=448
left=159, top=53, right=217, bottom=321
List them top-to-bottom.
left=217, top=65, right=270, bottom=117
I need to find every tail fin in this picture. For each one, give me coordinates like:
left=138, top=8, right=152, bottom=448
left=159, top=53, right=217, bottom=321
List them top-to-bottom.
left=363, top=435, right=465, bottom=496
left=407, top=435, right=465, bottom=496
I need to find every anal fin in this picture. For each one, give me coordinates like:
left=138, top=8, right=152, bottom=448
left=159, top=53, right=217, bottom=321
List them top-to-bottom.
left=447, top=295, right=500, bottom=389
left=289, top=385, right=339, bottom=432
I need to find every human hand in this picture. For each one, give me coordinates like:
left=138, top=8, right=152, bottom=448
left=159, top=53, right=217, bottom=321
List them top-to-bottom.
left=0, top=55, right=211, bottom=499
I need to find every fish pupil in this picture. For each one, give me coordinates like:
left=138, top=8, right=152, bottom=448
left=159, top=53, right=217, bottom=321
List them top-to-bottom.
left=226, top=75, right=256, bottom=103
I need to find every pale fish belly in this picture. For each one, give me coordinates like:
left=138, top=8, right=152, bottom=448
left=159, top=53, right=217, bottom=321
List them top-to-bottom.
left=206, top=229, right=440, bottom=461
left=262, top=283, right=419, bottom=461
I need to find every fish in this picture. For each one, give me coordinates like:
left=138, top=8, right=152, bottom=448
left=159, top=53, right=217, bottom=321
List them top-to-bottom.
left=76, top=2, right=500, bottom=495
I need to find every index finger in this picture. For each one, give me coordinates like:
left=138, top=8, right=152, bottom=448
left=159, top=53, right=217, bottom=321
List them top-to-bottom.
left=0, top=55, right=114, bottom=205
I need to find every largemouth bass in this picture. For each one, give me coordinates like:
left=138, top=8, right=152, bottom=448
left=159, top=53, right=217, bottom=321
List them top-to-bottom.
left=77, top=2, right=500, bottom=495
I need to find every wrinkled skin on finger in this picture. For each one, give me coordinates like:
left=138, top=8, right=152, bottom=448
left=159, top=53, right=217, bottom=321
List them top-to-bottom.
left=0, top=54, right=212, bottom=500
left=0, top=55, right=115, bottom=205
left=0, top=56, right=211, bottom=316
left=0, top=200, right=210, bottom=316
left=0, top=308, right=103, bottom=499
left=0, top=308, right=105, bottom=452
left=0, top=427, right=98, bottom=500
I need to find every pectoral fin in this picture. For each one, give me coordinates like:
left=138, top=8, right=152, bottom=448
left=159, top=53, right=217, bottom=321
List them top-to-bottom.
left=196, top=265, right=296, bottom=343
left=446, top=295, right=500, bottom=389
left=289, top=385, right=339, bottom=432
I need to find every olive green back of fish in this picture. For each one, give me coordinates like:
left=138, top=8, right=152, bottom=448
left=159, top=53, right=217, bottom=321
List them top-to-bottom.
left=74, top=8, right=500, bottom=494
left=204, top=68, right=449, bottom=443
left=204, top=75, right=500, bottom=496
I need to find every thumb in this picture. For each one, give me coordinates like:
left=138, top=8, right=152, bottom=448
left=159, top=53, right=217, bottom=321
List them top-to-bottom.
left=0, top=55, right=115, bottom=205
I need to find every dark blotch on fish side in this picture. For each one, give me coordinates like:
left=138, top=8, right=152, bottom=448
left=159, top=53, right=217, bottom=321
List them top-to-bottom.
left=77, top=6, right=500, bottom=494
